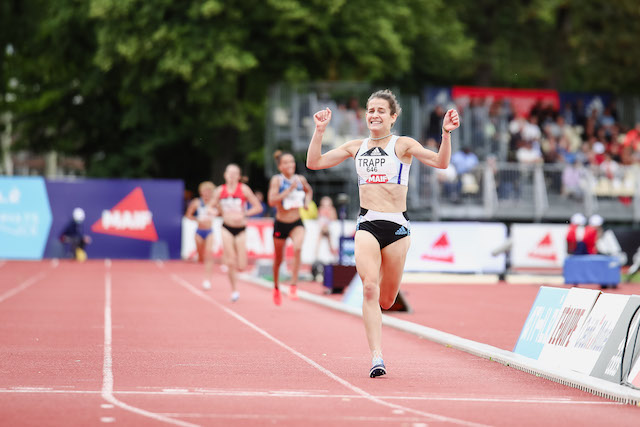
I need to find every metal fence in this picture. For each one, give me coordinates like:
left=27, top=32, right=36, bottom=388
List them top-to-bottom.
left=410, top=161, right=640, bottom=223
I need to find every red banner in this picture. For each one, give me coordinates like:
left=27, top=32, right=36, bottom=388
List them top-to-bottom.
left=452, top=86, right=560, bottom=117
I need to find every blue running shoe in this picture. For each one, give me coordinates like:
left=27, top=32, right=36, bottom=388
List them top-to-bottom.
left=369, top=358, right=386, bottom=378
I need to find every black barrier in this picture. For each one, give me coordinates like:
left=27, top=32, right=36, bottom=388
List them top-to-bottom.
left=612, top=229, right=640, bottom=266
left=323, top=264, right=356, bottom=294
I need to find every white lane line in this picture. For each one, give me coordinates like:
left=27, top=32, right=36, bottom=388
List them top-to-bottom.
left=102, top=262, right=199, bottom=427
left=0, top=263, right=57, bottom=304
left=171, top=273, right=490, bottom=427
left=0, top=388, right=621, bottom=405
left=159, top=413, right=442, bottom=422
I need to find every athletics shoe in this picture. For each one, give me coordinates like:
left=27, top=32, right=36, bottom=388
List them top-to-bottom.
left=202, top=280, right=212, bottom=290
left=289, top=285, right=299, bottom=300
left=273, top=288, right=282, bottom=306
left=231, top=291, right=240, bottom=302
left=369, top=358, right=386, bottom=378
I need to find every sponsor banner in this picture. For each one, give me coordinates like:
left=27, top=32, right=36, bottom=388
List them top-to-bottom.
left=423, top=86, right=453, bottom=107
left=451, top=86, right=560, bottom=118
left=558, top=92, right=613, bottom=123
left=0, top=177, right=52, bottom=259
left=44, top=179, right=183, bottom=259
left=181, top=218, right=357, bottom=265
left=182, top=219, right=506, bottom=273
left=406, top=222, right=507, bottom=273
left=510, top=224, right=569, bottom=269
left=513, top=286, right=569, bottom=360
left=537, top=288, right=600, bottom=367
left=561, top=294, right=630, bottom=374
left=590, top=295, right=640, bottom=383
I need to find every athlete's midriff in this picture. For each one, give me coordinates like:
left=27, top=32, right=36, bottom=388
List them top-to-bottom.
left=359, top=184, right=407, bottom=213
left=275, top=204, right=302, bottom=223
left=221, top=211, right=246, bottom=228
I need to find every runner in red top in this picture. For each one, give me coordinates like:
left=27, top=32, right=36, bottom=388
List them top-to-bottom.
left=208, top=164, right=263, bottom=302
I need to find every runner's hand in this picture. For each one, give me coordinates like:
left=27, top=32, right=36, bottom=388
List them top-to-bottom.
left=313, top=108, right=332, bottom=132
left=443, top=109, right=460, bottom=132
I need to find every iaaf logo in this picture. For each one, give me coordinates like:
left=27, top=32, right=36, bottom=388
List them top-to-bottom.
left=366, top=174, right=389, bottom=184
left=91, top=187, right=158, bottom=241
left=421, top=232, right=454, bottom=263
left=527, top=232, right=556, bottom=261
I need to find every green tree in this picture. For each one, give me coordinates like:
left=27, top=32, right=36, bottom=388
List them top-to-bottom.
left=4, top=0, right=472, bottom=186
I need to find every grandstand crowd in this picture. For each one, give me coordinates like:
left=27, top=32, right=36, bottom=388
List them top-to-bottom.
left=422, top=97, right=640, bottom=202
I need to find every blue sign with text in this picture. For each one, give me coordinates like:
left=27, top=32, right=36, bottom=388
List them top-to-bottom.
left=0, top=177, right=52, bottom=259
left=513, top=286, right=569, bottom=360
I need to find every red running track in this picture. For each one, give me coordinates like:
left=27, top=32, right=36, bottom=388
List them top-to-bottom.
left=0, top=260, right=639, bottom=426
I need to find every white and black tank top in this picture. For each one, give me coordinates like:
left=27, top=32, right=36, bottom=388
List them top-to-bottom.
left=354, top=135, right=411, bottom=186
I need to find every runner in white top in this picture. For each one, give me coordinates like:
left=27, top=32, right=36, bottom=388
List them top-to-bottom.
left=307, top=89, right=459, bottom=377
left=268, top=150, right=313, bottom=306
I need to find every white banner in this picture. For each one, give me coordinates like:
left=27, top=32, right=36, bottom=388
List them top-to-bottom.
left=181, top=217, right=356, bottom=265
left=182, top=219, right=506, bottom=273
left=406, top=222, right=507, bottom=273
left=510, top=224, right=569, bottom=269
left=561, top=294, right=630, bottom=374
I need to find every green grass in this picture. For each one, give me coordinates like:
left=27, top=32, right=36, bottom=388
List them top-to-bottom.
left=624, top=272, right=640, bottom=283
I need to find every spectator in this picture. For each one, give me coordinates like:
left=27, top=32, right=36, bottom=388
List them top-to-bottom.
left=469, top=97, right=489, bottom=149
left=560, top=101, right=575, bottom=126
left=425, top=105, right=445, bottom=141
left=522, top=115, right=542, bottom=143
left=623, top=122, right=640, bottom=152
left=542, top=136, right=562, bottom=164
left=557, top=136, right=577, bottom=165
left=516, top=139, right=543, bottom=164
left=575, top=140, right=592, bottom=166
left=592, top=140, right=606, bottom=165
left=451, top=145, right=479, bottom=175
left=599, top=152, right=621, bottom=182
left=562, top=158, right=585, bottom=200
left=436, top=163, right=459, bottom=201
left=60, top=207, right=91, bottom=261
left=566, top=213, right=586, bottom=255
left=583, top=214, right=604, bottom=255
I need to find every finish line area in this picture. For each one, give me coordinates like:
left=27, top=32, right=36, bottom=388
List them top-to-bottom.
left=1, top=260, right=638, bottom=426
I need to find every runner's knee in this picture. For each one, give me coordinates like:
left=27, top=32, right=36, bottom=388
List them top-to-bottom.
left=362, top=279, right=379, bottom=302
left=379, top=295, right=395, bottom=310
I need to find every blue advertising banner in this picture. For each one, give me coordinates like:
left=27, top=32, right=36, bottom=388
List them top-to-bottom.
left=423, top=86, right=453, bottom=108
left=558, top=92, right=613, bottom=124
left=0, top=177, right=52, bottom=259
left=44, top=179, right=184, bottom=259
left=513, top=286, right=569, bottom=359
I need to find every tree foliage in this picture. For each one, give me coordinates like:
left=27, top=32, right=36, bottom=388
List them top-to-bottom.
left=1, top=0, right=639, bottom=186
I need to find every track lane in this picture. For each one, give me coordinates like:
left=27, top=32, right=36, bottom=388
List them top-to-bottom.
left=1, top=260, right=639, bottom=426
left=0, top=261, right=108, bottom=426
left=110, top=261, right=465, bottom=426
left=159, top=262, right=640, bottom=426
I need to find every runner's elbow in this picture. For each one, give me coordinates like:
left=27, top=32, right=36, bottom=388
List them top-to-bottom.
left=306, top=159, right=319, bottom=170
